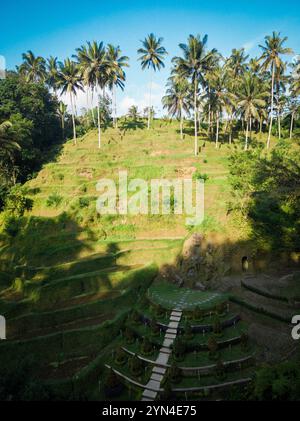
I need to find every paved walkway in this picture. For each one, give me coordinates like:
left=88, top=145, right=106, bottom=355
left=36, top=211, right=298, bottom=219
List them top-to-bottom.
left=141, top=308, right=183, bottom=401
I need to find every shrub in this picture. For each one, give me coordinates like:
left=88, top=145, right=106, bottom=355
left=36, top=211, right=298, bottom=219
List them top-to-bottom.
left=193, top=170, right=209, bottom=182
left=4, top=185, right=33, bottom=216
left=46, top=193, right=62, bottom=208
left=78, top=197, right=90, bottom=208
left=3, top=215, right=21, bottom=237
left=216, top=302, right=227, bottom=315
left=193, top=306, right=204, bottom=321
left=131, top=310, right=140, bottom=324
left=213, top=316, right=222, bottom=336
left=150, top=318, right=159, bottom=336
left=184, top=322, right=194, bottom=340
left=240, top=332, right=249, bottom=352
left=207, top=337, right=218, bottom=359
left=141, top=338, right=153, bottom=356
left=173, top=338, right=186, bottom=361
left=114, top=348, right=127, bottom=366
left=129, top=355, right=143, bottom=377
left=215, top=360, right=226, bottom=380
left=104, top=369, right=122, bottom=398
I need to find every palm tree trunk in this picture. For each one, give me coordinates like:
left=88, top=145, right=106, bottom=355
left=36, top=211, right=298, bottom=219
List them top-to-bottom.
left=267, top=63, right=275, bottom=149
left=148, top=71, right=152, bottom=130
left=194, top=79, right=198, bottom=156
left=113, top=84, right=118, bottom=128
left=97, top=85, right=101, bottom=149
left=91, top=88, right=96, bottom=127
left=70, top=92, right=76, bottom=145
left=180, top=103, right=183, bottom=140
left=278, top=109, right=281, bottom=139
left=215, top=111, right=219, bottom=148
left=290, top=112, right=295, bottom=139
left=61, top=115, right=65, bottom=140
left=259, top=115, right=263, bottom=137
left=249, top=117, right=252, bottom=142
left=245, top=119, right=249, bottom=151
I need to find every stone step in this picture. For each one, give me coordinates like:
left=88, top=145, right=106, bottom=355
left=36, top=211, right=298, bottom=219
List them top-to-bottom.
left=171, top=310, right=182, bottom=317
left=170, top=316, right=181, bottom=322
left=168, top=321, right=179, bottom=329
left=166, top=328, right=177, bottom=334
left=165, top=333, right=176, bottom=340
left=163, top=338, right=174, bottom=348
left=160, top=346, right=172, bottom=354
left=156, top=352, right=170, bottom=365
left=153, top=366, right=166, bottom=375
left=151, top=373, right=164, bottom=382
left=146, top=380, right=160, bottom=391
left=142, top=389, right=157, bottom=400
left=142, top=398, right=153, bottom=401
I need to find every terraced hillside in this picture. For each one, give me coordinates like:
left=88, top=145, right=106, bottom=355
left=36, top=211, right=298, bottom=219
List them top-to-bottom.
left=0, top=120, right=243, bottom=398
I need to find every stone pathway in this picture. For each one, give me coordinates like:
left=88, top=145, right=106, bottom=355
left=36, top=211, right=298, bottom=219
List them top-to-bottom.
left=141, top=308, right=183, bottom=401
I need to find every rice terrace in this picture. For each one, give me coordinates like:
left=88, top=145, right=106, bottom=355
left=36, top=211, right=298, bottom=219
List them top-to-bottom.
left=1, top=0, right=300, bottom=406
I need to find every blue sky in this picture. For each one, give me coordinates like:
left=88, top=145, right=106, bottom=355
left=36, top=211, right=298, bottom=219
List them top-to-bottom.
left=1, top=0, right=300, bottom=115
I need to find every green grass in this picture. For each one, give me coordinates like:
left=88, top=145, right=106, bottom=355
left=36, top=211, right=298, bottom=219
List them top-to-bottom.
left=148, top=282, right=227, bottom=310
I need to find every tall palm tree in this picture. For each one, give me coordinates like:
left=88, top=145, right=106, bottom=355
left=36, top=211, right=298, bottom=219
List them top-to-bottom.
left=259, top=32, right=293, bottom=148
left=137, top=33, right=167, bottom=130
left=173, top=34, right=218, bottom=156
left=75, top=41, right=109, bottom=148
left=106, top=44, right=129, bottom=128
left=225, top=48, right=249, bottom=78
left=18, top=50, right=46, bottom=83
left=46, top=56, right=60, bottom=95
left=57, top=59, right=83, bottom=145
left=206, top=68, right=236, bottom=148
left=237, top=73, right=268, bottom=150
left=162, top=76, right=190, bottom=140
left=287, top=98, right=300, bottom=139
left=57, top=101, right=68, bottom=140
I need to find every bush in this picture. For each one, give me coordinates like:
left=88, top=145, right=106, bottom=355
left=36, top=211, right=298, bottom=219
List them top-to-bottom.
left=4, top=185, right=33, bottom=216
left=46, top=193, right=62, bottom=208
left=78, top=197, right=90, bottom=208
left=3, top=215, right=22, bottom=237
left=193, top=306, right=204, bottom=322
left=212, top=316, right=222, bottom=336
left=150, top=318, right=159, bottom=336
left=184, top=322, right=194, bottom=340
left=124, top=327, right=135, bottom=344
left=240, top=332, right=249, bottom=352
left=207, top=337, right=218, bottom=359
left=141, top=338, right=153, bottom=356
left=173, top=338, right=186, bottom=361
left=114, top=348, right=127, bottom=366
left=129, top=355, right=143, bottom=377
left=215, top=360, right=226, bottom=381
left=166, top=363, right=182, bottom=384
left=104, top=369, right=123, bottom=398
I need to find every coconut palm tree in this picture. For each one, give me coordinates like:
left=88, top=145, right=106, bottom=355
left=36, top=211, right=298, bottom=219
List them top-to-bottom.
left=259, top=32, right=293, bottom=148
left=137, top=33, right=167, bottom=130
left=173, top=34, right=218, bottom=156
left=74, top=41, right=109, bottom=148
left=106, top=44, right=129, bottom=128
left=225, top=48, right=249, bottom=78
left=18, top=50, right=46, bottom=83
left=46, top=56, right=60, bottom=95
left=57, top=59, right=83, bottom=145
left=206, top=68, right=236, bottom=148
left=237, top=73, right=268, bottom=150
left=162, top=76, right=190, bottom=140
left=287, top=98, right=300, bottom=139
left=57, top=102, right=68, bottom=140
left=128, top=105, right=139, bottom=120
left=0, top=121, right=20, bottom=154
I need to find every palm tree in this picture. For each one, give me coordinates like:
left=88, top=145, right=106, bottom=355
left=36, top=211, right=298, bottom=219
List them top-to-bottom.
left=259, top=32, right=293, bottom=148
left=137, top=33, right=167, bottom=130
left=173, top=34, right=218, bottom=155
left=74, top=41, right=110, bottom=148
left=106, top=44, right=129, bottom=128
left=225, top=48, right=249, bottom=78
left=18, top=50, right=46, bottom=83
left=46, top=56, right=60, bottom=95
left=57, top=59, right=83, bottom=145
left=206, top=68, right=236, bottom=148
left=237, top=73, right=268, bottom=150
left=162, top=76, right=190, bottom=140
left=287, top=98, right=300, bottom=139
left=57, top=102, right=68, bottom=139
left=128, top=105, right=139, bottom=120
left=0, top=121, right=20, bottom=153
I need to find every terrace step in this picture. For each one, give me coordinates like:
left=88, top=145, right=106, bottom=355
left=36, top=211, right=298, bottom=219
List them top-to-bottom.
left=170, top=316, right=181, bottom=322
left=168, top=321, right=179, bottom=329
left=166, top=328, right=177, bottom=334
left=165, top=333, right=176, bottom=340
left=163, top=338, right=175, bottom=348
left=160, top=347, right=172, bottom=354
left=156, top=352, right=170, bottom=365
left=153, top=366, right=167, bottom=375
left=151, top=373, right=164, bottom=382
left=145, top=380, right=160, bottom=391
left=142, top=389, right=157, bottom=400
left=142, top=397, right=153, bottom=401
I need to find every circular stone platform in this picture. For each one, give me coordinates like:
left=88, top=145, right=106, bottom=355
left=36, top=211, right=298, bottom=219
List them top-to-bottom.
left=148, top=283, right=227, bottom=310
